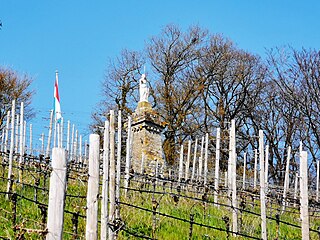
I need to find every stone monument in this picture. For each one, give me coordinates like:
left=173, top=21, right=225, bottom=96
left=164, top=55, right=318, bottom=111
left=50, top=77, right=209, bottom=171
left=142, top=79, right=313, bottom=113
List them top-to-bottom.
left=131, top=74, right=166, bottom=174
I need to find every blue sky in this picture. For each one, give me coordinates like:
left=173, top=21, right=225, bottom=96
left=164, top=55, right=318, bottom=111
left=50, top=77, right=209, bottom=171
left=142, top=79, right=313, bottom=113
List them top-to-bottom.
left=1, top=1, right=320, bottom=146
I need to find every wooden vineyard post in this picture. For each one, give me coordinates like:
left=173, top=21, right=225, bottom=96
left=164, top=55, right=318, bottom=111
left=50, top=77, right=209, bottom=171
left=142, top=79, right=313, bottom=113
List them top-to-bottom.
left=7, top=100, right=15, bottom=199
left=18, top=102, right=24, bottom=182
left=45, top=110, right=54, bottom=159
left=108, top=110, right=116, bottom=240
left=116, top=110, right=122, bottom=219
left=4, top=111, right=10, bottom=154
left=124, top=116, right=132, bottom=198
left=230, top=119, right=237, bottom=235
left=101, top=121, right=110, bottom=240
left=29, top=124, right=33, bottom=155
left=214, top=128, right=220, bottom=205
left=259, top=130, right=267, bottom=240
left=204, top=133, right=209, bottom=185
left=85, top=134, right=100, bottom=240
left=198, top=136, right=204, bottom=182
left=191, top=138, right=198, bottom=181
left=185, top=140, right=191, bottom=181
left=178, top=144, right=184, bottom=182
left=265, top=145, right=269, bottom=190
left=282, top=146, right=291, bottom=213
left=46, top=148, right=67, bottom=240
left=253, top=149, right=258, bottom=189
left=300, top=151, right=309, bottom=240
left=242, top=152, right=247, bottom=189
left=317, top=160, right=319, bottom=202
left=294, top=172, right=299, bottom=208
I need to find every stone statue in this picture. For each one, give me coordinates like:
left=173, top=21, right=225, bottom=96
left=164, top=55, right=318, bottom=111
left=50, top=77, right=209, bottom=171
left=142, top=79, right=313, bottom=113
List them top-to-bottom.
left=139, top=74, right=149, bottom=102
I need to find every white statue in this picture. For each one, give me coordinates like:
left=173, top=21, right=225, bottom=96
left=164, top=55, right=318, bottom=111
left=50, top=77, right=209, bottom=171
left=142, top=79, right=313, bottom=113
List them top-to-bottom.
left=139, top=74, right=149, bottom=102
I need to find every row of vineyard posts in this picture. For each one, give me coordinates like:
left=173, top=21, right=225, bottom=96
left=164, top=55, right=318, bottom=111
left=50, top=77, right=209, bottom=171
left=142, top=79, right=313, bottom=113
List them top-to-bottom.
left=0, top=100, right=319, bottom=239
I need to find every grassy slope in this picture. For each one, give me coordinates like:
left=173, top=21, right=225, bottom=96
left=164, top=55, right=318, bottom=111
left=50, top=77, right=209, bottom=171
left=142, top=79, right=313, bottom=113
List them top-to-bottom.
left=0, top=161, right=320, bottom=239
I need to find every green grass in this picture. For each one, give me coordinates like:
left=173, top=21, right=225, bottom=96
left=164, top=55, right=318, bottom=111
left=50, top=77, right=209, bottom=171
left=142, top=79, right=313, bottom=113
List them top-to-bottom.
left=1, top=161, right=320, bottom=239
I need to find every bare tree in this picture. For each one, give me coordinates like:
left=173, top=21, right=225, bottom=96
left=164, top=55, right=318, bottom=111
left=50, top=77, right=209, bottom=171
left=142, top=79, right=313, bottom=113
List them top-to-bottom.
left=0, top=68, right=34, bottom=130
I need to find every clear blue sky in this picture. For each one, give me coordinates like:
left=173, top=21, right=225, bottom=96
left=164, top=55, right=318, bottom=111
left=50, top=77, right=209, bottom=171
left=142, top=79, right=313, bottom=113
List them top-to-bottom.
left=1, top=1, right=320, bottom=145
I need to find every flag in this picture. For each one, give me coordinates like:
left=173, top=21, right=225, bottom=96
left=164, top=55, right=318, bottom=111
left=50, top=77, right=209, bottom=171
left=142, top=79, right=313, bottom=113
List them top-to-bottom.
left=54, top=71, right=62, bottom=122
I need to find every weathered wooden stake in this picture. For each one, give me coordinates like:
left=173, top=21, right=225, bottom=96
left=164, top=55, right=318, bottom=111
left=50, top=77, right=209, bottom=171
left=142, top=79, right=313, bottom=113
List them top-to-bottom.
left=7, top=100, right=15, bottom=199
left=45, top=110, right=54, bottom=158
left=108, top=110, right=116, bottom=240
left=116, top=110, right=122, bottom=219
left=4, top=111, right=10, bottom=154
left=15, top=114, right=19, bottom=153
left=124, top=116, right=132, bottom=198
left=66, top=120, right=70, bottom=155
left=230, top=120, right=237, bottom=235
left=101, top=121, right=110, bottom=240
left=29, top=124, right=33, bottom=155
left=214, top=128, right=220, bottom=204
left=259, top=130, right=267, bottom=240
left=204, top=133, right=209, bottom=185
left=85, top=134, right=100, bottom=240
left=198, top=136, right=204, bottom=181
left=191, top=138, right=198, bottom=181
left=185, top=140, right=191, bottom=181
left=178, top=144, right=184, bottom=182
left=265, top=145, right=269, bottom=190
left=282, top=146, right=291, bottom=212
left=46, top=148, right=67, bottom=240
left=253, top=149, right=258, bottom=189
left=300, top=151, right=309, bottom=240
left=242, top=152, right=247, bottom=189
left=317, top=160, right=319, bottom=202
left=294, top=172, right=299, bottom=208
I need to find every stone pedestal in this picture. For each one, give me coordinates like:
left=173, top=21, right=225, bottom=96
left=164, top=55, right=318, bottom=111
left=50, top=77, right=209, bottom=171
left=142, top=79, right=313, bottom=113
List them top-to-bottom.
left=131, top=101, right=166, bottom=174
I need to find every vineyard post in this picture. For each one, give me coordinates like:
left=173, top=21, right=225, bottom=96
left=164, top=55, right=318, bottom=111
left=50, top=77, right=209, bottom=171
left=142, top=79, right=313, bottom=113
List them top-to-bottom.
left=6, top=100, right=15, bottom=199
left=19, top=103, right=25, bottom=165
left=4, top=110, right=10, bottom=154
left=45, top=110, right=53, bottom=158
left=108, top=110, right=116, bottom=240
left=116, top=110, right=122, bottom=219
left=15, top=114, right=19, bottom=153
left=124, top=116, right=132, bottom=198
left=53, top=118, right=57, bottom=148
left=60, top=118, right=64, bottom=148
left=230, top=119, right=237, bottom=235
left=23, top=120, right=26, bottom=156
left=66, top=120, right=70, bottom=157
left=101, top=120, right=110, bottom=240
left=29, top=124, right=33, bottom=155
left=70, top=124, right=75, bottom=162
left=0, top=128, right=4, bottom=153
left=214, top=128, right=220, bottom=205
left=74, top=130, right=78, bottom=162
left=259, top=130, right=267, bottom=240
left=40, top=133, right=44, bottom=155
left=204, top=133, right=209, bottom=185
left=85, top=134, right=100, bottom=240
left=79, top=135, right=83, bottom=166
left=198, top=136, right=204, bottom=182
left=191, top=138, right=198, bottom=181
left=185, top=139, right=191, bottom=181
left=178, top=144, right=184, bottom=182
left=265, top=145, right=269, bottom=190
left=282, top=146, right=291, bottom=213
left=46, top=147, right=67, bottom=240
left=253, top=149, right=258, bottom=189
left=300, top=150, right=309, bottom=240
left=242, top=152, right=247, bottom=189
left=140, top=153, right=145, bottom=174
left=316, top=160, right=319, bottom=202
left=294, top=172, right=299, bottom=207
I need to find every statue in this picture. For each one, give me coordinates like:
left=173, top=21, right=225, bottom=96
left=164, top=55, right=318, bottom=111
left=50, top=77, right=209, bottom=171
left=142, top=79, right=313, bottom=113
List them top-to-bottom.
left=139, top=74, right=149, bottom=102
